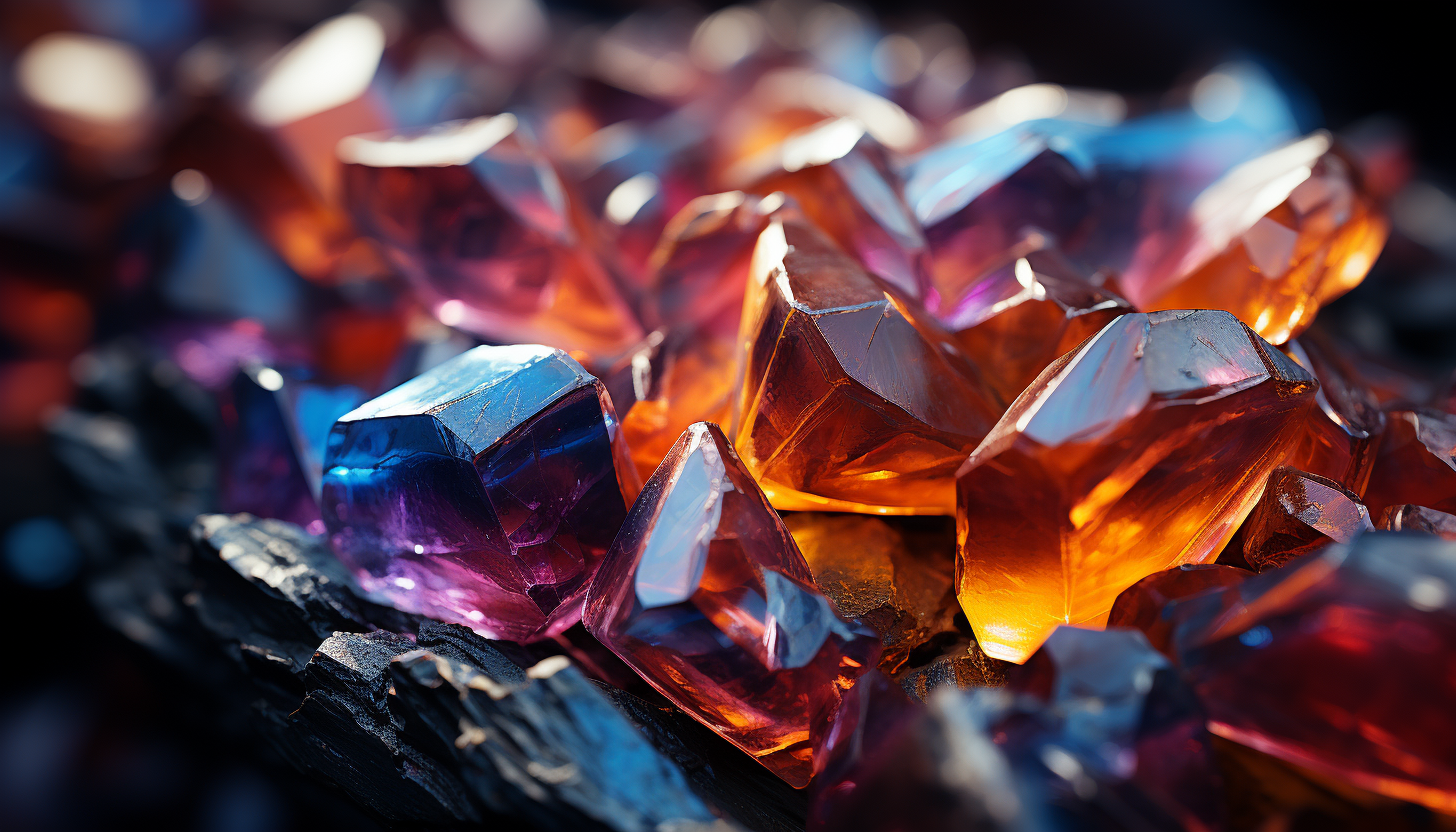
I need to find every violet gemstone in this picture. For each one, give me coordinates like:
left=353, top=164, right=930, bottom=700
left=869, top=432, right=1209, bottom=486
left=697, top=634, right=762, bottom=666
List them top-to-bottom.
left=321, top=345, right=638, bottom=642
left=219, top=364, right=364, bottom=534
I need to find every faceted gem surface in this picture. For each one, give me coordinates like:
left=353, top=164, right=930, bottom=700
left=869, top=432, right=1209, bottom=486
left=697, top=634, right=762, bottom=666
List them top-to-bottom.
left=339, top=116, right=642, bottom=358
left=736, top=118, right=933, bottom=303
left=905, top=123, right=1095, bottom=309
left=1126, top=133, right=1389, bottom=344
left=734, top=217, right=1004, bottom=515
left=940, top=243, right=1131, bottom=403
left=956, top=310, right=1317, bottom=663
left=1280, top=337, right=1385, bottom=494
left=322, top=345, right=638, bottom=642
left=219, top=364, right=364, bottom=534
left=1362, top=409, right=1456, bottom=520
left=584, top=423, right=881, bottom=788
left=1240, top=466, right=1372, bottom=571
left=1377, top=504, right=1456, bottom=539
left=784, top=512, right=957, bottom=674
left=1178, top=533, right=1456, bottom=813
left=1107, top=563, right=1251, bottom=658
left=1001, top=627, right=1226, bottom=832
left=807, top=670, right=925, bottom=831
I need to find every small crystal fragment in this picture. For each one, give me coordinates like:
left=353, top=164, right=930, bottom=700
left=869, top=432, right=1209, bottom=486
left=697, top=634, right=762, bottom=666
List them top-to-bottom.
left=339, top=116, right=643, bottom=357
left=735, top=118, right=933, bottom=302
left=1125, top=133, right=1389, bottom=344
left=734, top=217, right=1004, bottom=514
left=940, top=243, right=1131, bottom=403
left=956, top=310, right=1317, bottom=663
left=1280, top=337, right=1385, bottom=494
left=322, top=345, right=638, bottom=642
left=219, top=364, right=364, bottom=534
left=1363, top=410, right=1456, bottom=520
left=584, top=423, right=880, bottom=787
left=1240, top=466, right=1372, bottom=571
left=1377, top=504, right=1456, bottom=539
left=784, top=512, right=957, bottom=673
left=1178, top=533, right=1456, bottom=813
left=1107, top=564, right=1251, bottom=657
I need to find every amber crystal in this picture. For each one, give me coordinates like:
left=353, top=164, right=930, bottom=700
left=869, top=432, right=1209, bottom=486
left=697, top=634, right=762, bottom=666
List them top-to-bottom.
left=339, top=115, right=642, bottom=357
left=733, top=118, right=933, bottom=303
left=1128, top=133, right=1388, bottom=344
left=733, top=217, right=1004, bottom=515
left=941, top=243, right=1131, bottom=403
left=956, top=310, right=1317, bottom=663
left=1280, top=337, right=1385, bottom=494
left=1363, top=410, right=1456, bottom=520
left=584, top=423, right=881, bottom=787
left=1240, top=467, right=1372, bottom=571
left=1377, top=504, right=1456, bottom=539
left=784, top=513, right=957, bottom=674
left=1179, top=533, right=1456, bottom=813
left=1107, top=564, right=1251, bottom=657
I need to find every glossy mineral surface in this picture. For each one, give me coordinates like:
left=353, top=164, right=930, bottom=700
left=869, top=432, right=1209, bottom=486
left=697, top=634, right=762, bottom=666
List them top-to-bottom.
left=339, top=116, right=641, bottom=357
left=734, top=217, right=1004, bottom=515
left=956, top=310, right=1316, bottom=662
left=1279, top=337, right=1385, bottom=494
left=322, top=345, right=636, bottom=642
left=1362, top=409, right=1456, bottom=520
left=584, top=423, right=880, bottom=787
left=1240, top=466, right=1372, bottom=571
left=1378, top=504, right=1456, bottom=539
left=1179, top=533, right=1456, bottom=812
left=1107, top=563, right=1252, bottom=657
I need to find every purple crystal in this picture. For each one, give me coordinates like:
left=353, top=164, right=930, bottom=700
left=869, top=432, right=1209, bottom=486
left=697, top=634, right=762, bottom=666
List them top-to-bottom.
left=321, top=344, right=638, bottom=642
left=219, top=364, right=364, bottom=534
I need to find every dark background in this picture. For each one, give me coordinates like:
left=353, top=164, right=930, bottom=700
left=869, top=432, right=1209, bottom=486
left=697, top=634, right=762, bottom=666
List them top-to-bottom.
left=1, top=1, right=1448, bottom=830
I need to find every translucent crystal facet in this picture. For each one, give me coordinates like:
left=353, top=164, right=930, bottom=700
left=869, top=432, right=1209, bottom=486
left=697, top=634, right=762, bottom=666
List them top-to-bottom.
left=339, top=116, right=642, bottom=357
left=736, top=118, right=933, bottom=303
left=1125, top=133, right=1388, bottom=344
left=734, top=217, right=1004, bottom=515
left=939, top=243, right=1131, bottom=403
left=956, top=310, right=1317, bottom=663
left=1280, top=337, right=1385, bottom=494
left=321, top=345, right=638, bottom=642
left=219, top=364, right=364, bottom=534
left=1363, top=409, right=1456, bottom=520
left=584, top=423, right=881, bottom=787
left=1239, top=466, right=1372, bottom=571
left=1377, top=504, right=1456, bottom=539
left=784, top=513, right=957, bottom=674
left=1179, top=533, right=1456, bottom=813
left=1107, top=564, right=1251, bottom=657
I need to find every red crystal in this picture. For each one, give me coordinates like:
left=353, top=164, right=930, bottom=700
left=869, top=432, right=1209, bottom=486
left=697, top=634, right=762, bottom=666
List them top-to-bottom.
left=1280, top=337, right=1385, bottom=494
left=1362, top=409, right=1456, bottom=520
left=1239, top=466, right=1372, bottom=571
left=1377, top=505, right=1456, bottom=539
left=1107, top=563, right=1252, bottom=657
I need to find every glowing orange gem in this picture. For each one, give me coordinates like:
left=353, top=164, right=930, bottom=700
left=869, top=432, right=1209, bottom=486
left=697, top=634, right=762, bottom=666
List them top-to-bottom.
left=1127, top=133, right=1388, bottom=344
left=733, top=217, right=1004, bottom=515
left=955, top=310, right=1316, bottom=663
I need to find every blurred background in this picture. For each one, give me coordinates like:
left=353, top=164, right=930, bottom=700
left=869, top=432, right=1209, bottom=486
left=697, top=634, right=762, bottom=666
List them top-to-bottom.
left=1, top=1, right=1451, bottom=829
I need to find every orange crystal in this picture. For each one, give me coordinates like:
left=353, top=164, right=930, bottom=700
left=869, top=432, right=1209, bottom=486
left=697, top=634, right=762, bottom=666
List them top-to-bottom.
left=1127, top=133, right=1388, bottom=344
left=733, top=217, right=1004, bottom=515
left=942, top=243, right=1131, bottom=403
left=955, top=310, right=1317, bottom=663
left=1278, top=337, right=1385, bottom=495
left=1362, top=409, right=1456, bottom=520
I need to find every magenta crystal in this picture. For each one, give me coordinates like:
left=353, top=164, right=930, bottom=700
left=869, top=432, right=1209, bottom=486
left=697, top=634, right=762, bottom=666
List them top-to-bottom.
left=321, top=345, right=638, bottom=642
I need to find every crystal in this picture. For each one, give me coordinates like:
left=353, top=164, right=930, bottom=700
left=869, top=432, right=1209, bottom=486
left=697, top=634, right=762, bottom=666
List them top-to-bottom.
left=338, top=115, right=643, bottom=358
left=734, top=118, right=934, bottom=302
left=904, top=122, right=1095, bottom=308
left=1124, top=133, right=1389, bottom=344
left=733, top=217, right=1004, bottom=515
left=940, top=242, right=1131, bottom=403
left=956, top=310, right=1317, bottom=663
left=1279, top=337, right=1385, bottom=494
left=321, top=345, right=638, bottom=642
left=219, top=364, right=364, bottom=534
left=1362, top=409, right=1456, bottom=520
left=583, top=422, right=881, bottom=787
left=1239, top=466, right=1372, bottom=571
left=1377, top=504, right=1456, bottom=539
left=783, top=512, right=957, bottom=674
left=1178, top=533, right=1456, bottom=813
left=1107, top=563, right=1251, bottom=657
left=1001, top=627, right=1227, bottom=831
left=807, top=670, right=923, bottom=830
